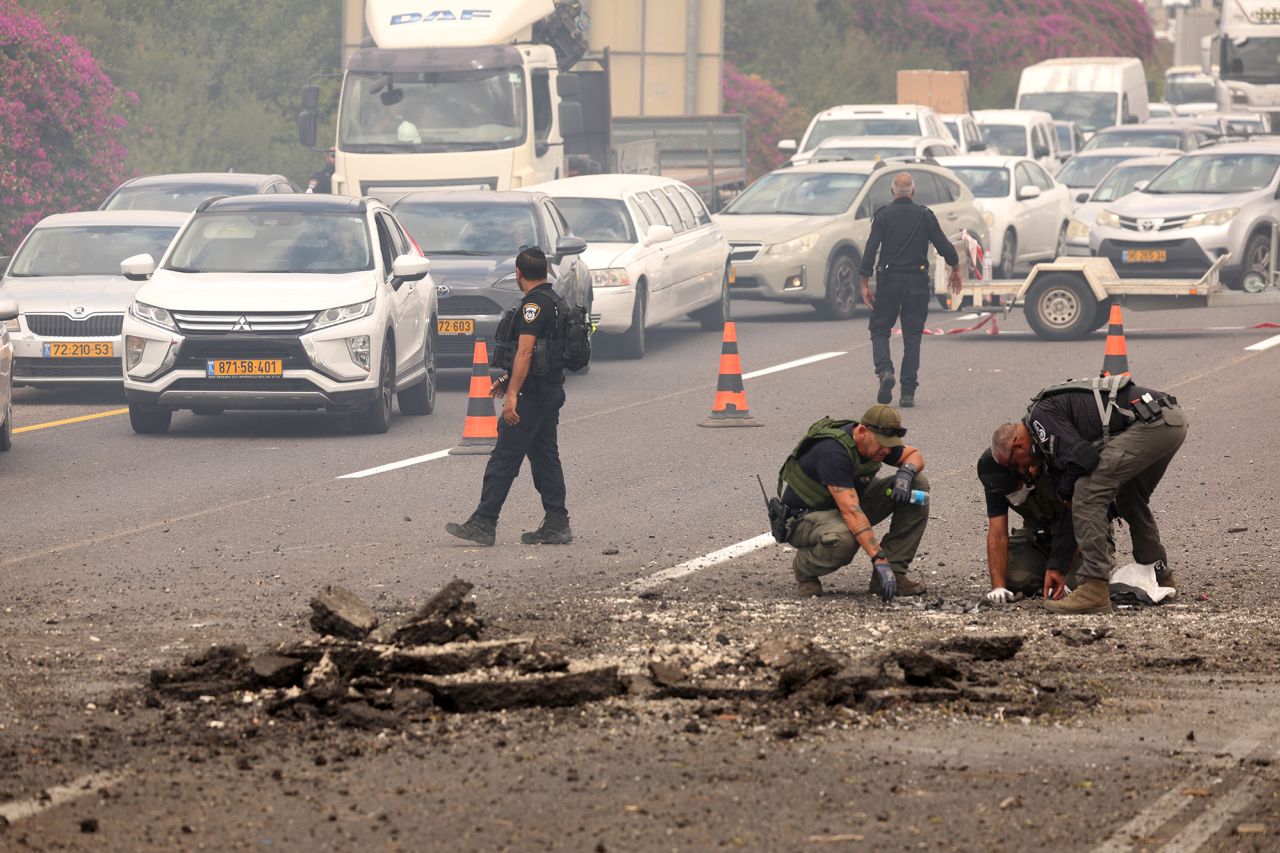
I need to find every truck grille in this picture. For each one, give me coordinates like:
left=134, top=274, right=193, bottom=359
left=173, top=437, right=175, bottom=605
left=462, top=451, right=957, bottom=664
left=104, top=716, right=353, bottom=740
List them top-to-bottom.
left=729, top=242, right=764, bottom=263
left=439, top=296, right=505, bottom=316
left=170, top=310, right=317, bottom=334
left=24, top=314, right=124, bottom=337
left=15, top=357, right=120, bottom=379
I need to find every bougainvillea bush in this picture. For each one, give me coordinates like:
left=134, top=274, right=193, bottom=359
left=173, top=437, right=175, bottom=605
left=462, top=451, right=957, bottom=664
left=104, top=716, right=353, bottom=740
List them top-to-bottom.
left=0, top=0, right=131, bottom=254
left=723, top=62, right=804, bottom=179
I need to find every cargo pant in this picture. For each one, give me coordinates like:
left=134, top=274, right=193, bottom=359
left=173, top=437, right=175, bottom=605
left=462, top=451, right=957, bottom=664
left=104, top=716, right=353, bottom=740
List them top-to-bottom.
left=869, top=270, right=931, bottom=394
left=1072, top=405, right=1188, bottom=582
left=790, top=473, right=929, bottom=580
left=1004, top=527, right=1083, bottom=595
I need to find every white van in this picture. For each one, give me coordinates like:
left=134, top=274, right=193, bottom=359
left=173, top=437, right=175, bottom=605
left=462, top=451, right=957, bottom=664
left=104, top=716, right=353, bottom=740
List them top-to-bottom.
left=1016, top=57, right=1149, bottom=134
left=973, top=109, right=1062, bottom=173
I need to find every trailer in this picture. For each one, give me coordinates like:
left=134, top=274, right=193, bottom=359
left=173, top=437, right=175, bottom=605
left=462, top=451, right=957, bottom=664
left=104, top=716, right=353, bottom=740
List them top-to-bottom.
left=934, top=255, right=1280, bottom=340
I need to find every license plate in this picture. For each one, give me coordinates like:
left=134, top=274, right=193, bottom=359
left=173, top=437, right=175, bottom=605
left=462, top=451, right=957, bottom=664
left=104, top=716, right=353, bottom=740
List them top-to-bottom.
left=1122, top=249, right=1167, bottom=263
left=437, top=319, right=475, bottom=335
left=43, top=341, right=114, bottom=358
left=206, top=359, right=283, bottom=377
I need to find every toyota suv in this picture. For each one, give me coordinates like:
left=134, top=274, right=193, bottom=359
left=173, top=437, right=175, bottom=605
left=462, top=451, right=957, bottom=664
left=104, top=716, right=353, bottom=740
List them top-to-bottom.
left=779, top=104, right=951, bottom=166
left=1088, top=142, right=1280, bottom=287
left=120, top=194, right=436, bottom=434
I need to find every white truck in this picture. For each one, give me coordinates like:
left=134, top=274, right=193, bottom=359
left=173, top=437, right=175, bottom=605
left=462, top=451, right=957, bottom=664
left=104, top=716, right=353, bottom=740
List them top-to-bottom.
left=1211, top=0, right=1280, bottom=126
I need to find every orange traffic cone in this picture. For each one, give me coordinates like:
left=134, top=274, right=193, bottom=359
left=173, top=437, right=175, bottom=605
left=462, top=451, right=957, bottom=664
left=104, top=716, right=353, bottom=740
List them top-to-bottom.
left=1100, top=303, right=1131, bottom=377
left=699, top=321, right=761, bottom=428
left=449, top=338, right=499, bottom=455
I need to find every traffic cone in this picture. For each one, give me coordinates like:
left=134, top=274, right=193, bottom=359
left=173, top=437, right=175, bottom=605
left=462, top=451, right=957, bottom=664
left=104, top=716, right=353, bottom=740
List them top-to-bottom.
left=1100, top=303, right=1131, bottom=377
left=699, top=321, right=761, bottom=428
left=449, top=337, right=499, bottom=455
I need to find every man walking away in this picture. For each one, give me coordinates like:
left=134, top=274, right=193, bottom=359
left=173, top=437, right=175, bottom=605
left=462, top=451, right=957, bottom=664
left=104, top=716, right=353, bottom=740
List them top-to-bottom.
left=306, top=148, right=335, bottom=194
left=859, top=172, right=962, bottom=408
left=447, top=247, right=571, bottom=546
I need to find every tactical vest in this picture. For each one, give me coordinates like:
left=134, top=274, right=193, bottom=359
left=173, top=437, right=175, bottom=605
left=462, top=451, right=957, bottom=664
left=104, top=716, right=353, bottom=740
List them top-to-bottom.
left=1023, top=375, right=1135, bottom=465
left=778, top=417, right=884, bottom=511
left=1006, top=469, right=1064, bottom=543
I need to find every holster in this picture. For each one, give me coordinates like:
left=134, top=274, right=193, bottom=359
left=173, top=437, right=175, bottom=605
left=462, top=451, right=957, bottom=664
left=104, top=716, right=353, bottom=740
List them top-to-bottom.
left=766, top=497, right=795, bottom=544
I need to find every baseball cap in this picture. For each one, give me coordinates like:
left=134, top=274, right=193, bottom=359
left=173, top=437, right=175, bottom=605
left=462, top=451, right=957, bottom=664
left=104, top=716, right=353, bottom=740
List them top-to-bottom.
left=860, top=404, right=905, bottom=447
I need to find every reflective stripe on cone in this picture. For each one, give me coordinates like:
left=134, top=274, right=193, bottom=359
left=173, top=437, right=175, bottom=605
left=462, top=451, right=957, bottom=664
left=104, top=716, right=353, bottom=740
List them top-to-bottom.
left=450, top=337, right=499, bottom=455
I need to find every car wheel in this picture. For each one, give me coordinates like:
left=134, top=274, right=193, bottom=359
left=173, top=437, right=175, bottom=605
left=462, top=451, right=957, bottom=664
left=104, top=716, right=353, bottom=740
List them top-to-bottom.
left=1054, top=223, right=1068, bottom=260
left=997, top=230, right=1017, bottom=279
left=1237, top=230, right=1272, bottom=291
left=817, top=253, right=858, bottom=320
left=691, top=266, right=731, bottom=331
left=1024, top=273, right=1098, bottom=341
left=617, top=282, right=647, bottom=359
left=397, top=330, right=436, bottom=415
left=352, top=341, right=395, bottom=434
left=0, top=401, right=11, bottom=451
left=129, top=402, right=172, bottom=435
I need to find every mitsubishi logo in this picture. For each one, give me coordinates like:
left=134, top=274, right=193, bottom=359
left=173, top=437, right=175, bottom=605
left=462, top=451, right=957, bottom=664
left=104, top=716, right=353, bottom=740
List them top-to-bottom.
left=1139, top=219, right=1160, bottom=232
left=71, top=306, right=86, bottom=317
left=231, top=316, right=252, bottom=332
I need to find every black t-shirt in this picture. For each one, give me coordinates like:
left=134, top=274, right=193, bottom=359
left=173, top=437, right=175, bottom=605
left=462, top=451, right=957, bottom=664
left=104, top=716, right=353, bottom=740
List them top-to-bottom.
left=515, top=282, right=564, bottom=386
left=782, top=424, right=903, bottom=510
left=977, top=449, right=1075, bottom=569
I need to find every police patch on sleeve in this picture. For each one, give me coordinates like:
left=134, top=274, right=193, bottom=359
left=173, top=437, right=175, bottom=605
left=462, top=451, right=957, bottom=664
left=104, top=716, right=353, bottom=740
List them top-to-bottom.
left=522, top=303, right=540, bottom=323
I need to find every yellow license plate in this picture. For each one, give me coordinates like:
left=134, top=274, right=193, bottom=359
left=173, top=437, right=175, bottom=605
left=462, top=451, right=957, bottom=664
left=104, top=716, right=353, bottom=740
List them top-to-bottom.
left=1123, top=249, right=1167, bottom=263
left=437, top=319, right=475, bottom=335
left=44, top=341, right=113, bottom=358
left=206, top=359, right=283, bottom=377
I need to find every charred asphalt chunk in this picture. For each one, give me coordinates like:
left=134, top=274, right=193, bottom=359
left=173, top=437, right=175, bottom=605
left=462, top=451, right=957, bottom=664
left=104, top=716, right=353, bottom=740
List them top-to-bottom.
left=392, top=579, right=484, bottom=645
left=309, top=585, right=379, bottom=640
left=938, top=634, right=1025, bottom=661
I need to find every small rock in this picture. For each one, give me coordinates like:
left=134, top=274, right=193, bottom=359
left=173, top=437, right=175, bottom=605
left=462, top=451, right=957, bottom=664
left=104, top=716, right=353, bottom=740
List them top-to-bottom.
left=1226, top=526, right=1248, bottom=534
left=602, top=547, right=620, bottom=556
left=309, top=585, right=378, bottom=640
left=249, top=654, right=304, bottom=688
left=649, top=660, right=688, bottom=687
left=683, top=720, right=702, bottom=734
left=79, top=817, right=99, bottom=833
left=1236, top=823, right=1267, bottom=835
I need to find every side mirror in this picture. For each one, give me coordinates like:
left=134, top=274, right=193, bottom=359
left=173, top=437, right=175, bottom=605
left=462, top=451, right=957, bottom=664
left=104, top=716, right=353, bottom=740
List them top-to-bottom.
left=556, top=72, right=579, bottom=98
left=300, top=84, right=320, bottom=110
left=558, top=101, right=583, bottom=138
left=297, top=110, right=318, bottom=149
left=1123, top=114, right=1138, bottom=125
left=777, top=138, right=797, bottom=154
left=535, top=140, right=550, bottom=158
left=969, top=140, right=987, bottom=151
left=1034, top=146, right=1050, bottom=159
left=1134, top=179, right=1150, bottom=192
left=1017, top=185, right=1042, bottom=201
left=1076, top=191, right=1091, bottom=203
left=647, top=224, right=675, bottom=244
left=555, top=235, right=588, bottom=257
left=121, top=253, right=156, bottom=281
left=391, top=253, right=431, bottom=282
left=0, top=294, right=17, bottom=323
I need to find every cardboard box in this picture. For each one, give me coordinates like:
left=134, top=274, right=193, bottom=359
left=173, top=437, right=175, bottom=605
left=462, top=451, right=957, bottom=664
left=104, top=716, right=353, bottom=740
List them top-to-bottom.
left=897, top=69, right=969, bottom=115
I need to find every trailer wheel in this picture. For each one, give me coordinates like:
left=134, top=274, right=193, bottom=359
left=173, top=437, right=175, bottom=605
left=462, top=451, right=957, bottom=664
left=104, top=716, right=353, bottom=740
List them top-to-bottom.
left=1025, top=273, right=1098, bottom=341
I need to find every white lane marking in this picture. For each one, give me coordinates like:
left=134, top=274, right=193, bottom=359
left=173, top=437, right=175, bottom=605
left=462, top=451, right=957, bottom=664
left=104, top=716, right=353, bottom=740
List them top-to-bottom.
left=958, top=313, right=981, bottom=321
left=1245, top=333, right=1280, bottom=352
left=742, top=351, right=846, bottom=379
left=337, top=448, right=451, bottom=480
left=625, top=533, right=776, bottom=593
left=0, top=771, right=125, bottom=824
left=1160, top=778, right=1261, bottom=853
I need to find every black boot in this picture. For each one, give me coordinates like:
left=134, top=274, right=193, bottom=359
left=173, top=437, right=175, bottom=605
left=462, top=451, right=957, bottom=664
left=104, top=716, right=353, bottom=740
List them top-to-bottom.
left=876, top=371, right=896, bottom=405
left=899, top=391, right=915, bottom=408
left=521, top=513, right=573, bottom=544
left=445, top=514, right=496, bottom=546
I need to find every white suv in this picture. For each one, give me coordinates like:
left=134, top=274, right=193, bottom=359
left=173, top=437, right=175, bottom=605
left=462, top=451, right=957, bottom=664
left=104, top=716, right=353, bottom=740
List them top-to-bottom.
left=780, top=104, right=951, bottom=166
left=120, top=194, right=436, bottom=434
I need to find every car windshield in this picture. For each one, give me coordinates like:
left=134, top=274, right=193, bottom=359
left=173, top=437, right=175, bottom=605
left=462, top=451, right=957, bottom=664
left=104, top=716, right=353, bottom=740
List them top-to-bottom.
left=1222, top=37, right=1280, bottom=85
left=340, top=67, right=526, bottom=152
left=1166, top=77, right=1216, bottom=104
left=1018, top=92, right=1118, bottom=131
left=802, top=118, right=920, bottom=151
left=980, top=125, right=1027, bottom=156
left=1083, top=130, right=1185, bottom=151
left=813, top=146, right=913, bottom=162
left=1055, top=153, right=1135, bottom=188
left=1144, top=153, right=1280, bottom=194
left=1090, top=163, right=1169, bottom=203
left=949, top=166, right=1011, bottom=199
left=721, top=171, right=868, bottom=216
left=103, top=184, right=256, bottom=212
left=551, top=198, right=635, bottom=243
left=392, top=203, right=539, bottom=254
left=165, top=212, right=373, bottom=273
left=8, top=225, right=180, bottom=277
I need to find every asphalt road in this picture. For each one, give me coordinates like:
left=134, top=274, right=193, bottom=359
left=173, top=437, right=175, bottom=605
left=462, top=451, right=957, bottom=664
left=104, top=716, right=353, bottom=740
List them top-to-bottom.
left=2, top=296, right=1279, bottom=851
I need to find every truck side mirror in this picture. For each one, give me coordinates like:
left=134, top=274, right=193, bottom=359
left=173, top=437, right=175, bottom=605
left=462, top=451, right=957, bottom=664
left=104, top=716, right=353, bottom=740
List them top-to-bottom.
left=556, top=72, right=579, bottom=98
left=300, top=84, right=320, bottom=110
left=558, top=101, right=583, bottom=138
left=297, top=110, right=318, bottom=149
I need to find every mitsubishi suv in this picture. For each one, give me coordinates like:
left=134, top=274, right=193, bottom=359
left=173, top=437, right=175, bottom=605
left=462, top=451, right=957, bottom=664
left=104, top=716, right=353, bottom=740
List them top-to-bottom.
left=1088, top=142, right=1280, bottom=287
left=120, top=194, right=436, bottom=434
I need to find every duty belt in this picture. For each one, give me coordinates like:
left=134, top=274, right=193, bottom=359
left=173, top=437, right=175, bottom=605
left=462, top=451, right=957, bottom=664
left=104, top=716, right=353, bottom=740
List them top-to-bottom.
left=878, top=264, right=928, bottom=273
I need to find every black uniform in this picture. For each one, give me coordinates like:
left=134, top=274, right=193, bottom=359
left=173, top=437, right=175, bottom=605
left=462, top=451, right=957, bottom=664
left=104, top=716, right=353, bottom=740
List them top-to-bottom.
left=308, top=162, right=334, bottom=194
left=860, top=196, right=958, bottom=395
left=475, top=282, right=567, bottom=522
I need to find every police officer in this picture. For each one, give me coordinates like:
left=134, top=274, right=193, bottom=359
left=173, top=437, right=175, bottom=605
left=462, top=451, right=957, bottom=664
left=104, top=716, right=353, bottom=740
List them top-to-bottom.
left=306, top=148, right=335, bottom=194
left=859, top=172, right=963, bottom=408
left=446, top=247, right=571, bottom=546
left=991, top=377, right=1188, bottom=614
left=780, top=405, right=930, bottom=601
left=977, top=449, right=1081, bottom=604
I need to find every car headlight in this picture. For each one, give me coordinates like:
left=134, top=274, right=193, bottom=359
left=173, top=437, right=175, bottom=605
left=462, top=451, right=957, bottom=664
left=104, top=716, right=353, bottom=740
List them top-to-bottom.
left=1183, top=208, right=1238, bottom=228
left=982, top=210, right=995, bottom=228
left=1096, top=211, right=1120, bottom=228
left=1066, top=219, right=1091, bottom=239
left=766, top=233, right=821, bottom=256
left=590, top=267, right=631, bottom=287
left=492, top=273, right=520, bottom=291
left=308, top=299, right=374, bottom=332
left=128, top=300, right=177, bottom=331
left=3, top=317, right=18, bottom=332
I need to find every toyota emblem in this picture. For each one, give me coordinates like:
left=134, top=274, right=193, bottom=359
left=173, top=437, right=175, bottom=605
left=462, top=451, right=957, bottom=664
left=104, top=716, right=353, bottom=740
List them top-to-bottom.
left=1139, top=219, right=1159, bottom=232
left=436, top=284, right=451, bottom=299
left=71, top=305, right=86, bottom=317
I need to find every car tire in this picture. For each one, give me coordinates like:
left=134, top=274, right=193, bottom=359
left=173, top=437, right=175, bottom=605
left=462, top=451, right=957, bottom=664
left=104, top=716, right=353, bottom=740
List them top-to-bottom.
left=1054, top=223, right=1068, bottom=260
left=997, top=230, right=1017, bottom=279
left=1236, top=230, right=1272, bottom=291
left=817, top=253, right=858, bottom=320
left=691, top=266, right=730, bottom=331
left=1025, top=273, right=1098, bottom=341
left=617, top=282, right=647, bottom=359
left=397, top=330, right=436, bottom=415
left=352, top=341, right=395, bottom=434
left=0, top=401, right=12, bottom=451
left=129, top=402, right=172, bottom=435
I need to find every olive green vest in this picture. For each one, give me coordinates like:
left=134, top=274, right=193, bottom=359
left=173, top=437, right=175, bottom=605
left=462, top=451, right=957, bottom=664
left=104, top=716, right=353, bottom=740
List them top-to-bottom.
left=778, top=417, right=884, bottom=511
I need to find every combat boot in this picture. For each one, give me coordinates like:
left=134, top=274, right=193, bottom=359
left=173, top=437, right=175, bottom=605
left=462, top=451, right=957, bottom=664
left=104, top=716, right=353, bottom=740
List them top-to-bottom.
left=876, top=371, right=896, bottom=405
left=898, top=392, right=915, bottom=408
left=520, top=513, right=573, bottom=545
left=445, top=514, right=497, bottom=546
left=1153, top=560, right=1178, bottom=591
left=794, top=566, right=823, bottom=597
left=869, top=570, right=925, bottom=598
left=1044, top=578, right=1112, bottom=614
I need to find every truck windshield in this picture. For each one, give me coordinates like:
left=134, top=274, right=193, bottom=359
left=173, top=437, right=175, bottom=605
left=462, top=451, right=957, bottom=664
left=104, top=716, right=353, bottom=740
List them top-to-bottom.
left=1222, top=37, right=1280, bottom=84
left=340, top=67, right=526, bottom=152
left=1018, top=93, right=1118, bottom=132
left=802, top=118, right=920, bottom=151
left=1144, top=153, right=1280, bottom=194
left=721, top=172, right=868, bottom=216
left=392, top=203, right=539, bottom=254
left=166, top=212, right=373, bottom=274
left=9, top=226, right=179, bottom=277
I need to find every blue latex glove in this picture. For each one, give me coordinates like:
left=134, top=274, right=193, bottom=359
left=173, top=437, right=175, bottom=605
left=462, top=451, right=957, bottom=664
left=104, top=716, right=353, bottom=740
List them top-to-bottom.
left=891, top=463, right=917, bottom=504
left=873, top=562, right=896, bottom=602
